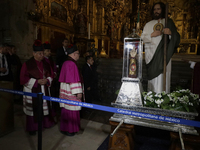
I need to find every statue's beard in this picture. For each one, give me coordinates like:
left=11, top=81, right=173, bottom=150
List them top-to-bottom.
left=153, top=13, right=162, bottom=20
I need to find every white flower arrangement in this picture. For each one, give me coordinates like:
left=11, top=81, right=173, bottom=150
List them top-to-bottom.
left=142, top=89, right=200, bottom=112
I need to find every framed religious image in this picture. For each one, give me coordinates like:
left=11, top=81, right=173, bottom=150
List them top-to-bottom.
left=51, top=2, right=67, bottom=22
left=153, top=23, right=163, bottom=31
left=180, top=39, right=198, bottom=54
left=189, top=44, right=197, bottom=54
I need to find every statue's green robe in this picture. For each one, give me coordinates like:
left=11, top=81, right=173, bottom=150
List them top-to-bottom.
left=146, top=18, right=180, bottom=80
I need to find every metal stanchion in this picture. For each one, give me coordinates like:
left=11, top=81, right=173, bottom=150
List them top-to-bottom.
left=37, top=93, right=43, bottom=150
left=110, top=119, right=124, bottom=137
left=179, top=128, right=185, bottom=150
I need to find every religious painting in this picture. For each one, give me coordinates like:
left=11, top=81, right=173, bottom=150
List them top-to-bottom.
left=51, top=2, right=67, bottom=22
left=153, top=23, right=163, bottom=31
left=50, top=31, right=66, bottom=54
left=178, top=44, right=189, bottom=53
left=189, top=44, right=196, bottom=54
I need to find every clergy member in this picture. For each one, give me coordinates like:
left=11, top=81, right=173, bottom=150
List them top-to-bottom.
left=141, top=2, right=180, bottom=93
left=20, top=40, right=55, bottom=135
left=59, top=44, right=83, bottom=136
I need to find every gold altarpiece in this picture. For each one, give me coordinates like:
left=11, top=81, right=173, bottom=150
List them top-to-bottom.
left=30, top=0, right=133, bottom=57
left=31, top=0, right=199, bottom=57
left=134, top=0, right=199, bottom=55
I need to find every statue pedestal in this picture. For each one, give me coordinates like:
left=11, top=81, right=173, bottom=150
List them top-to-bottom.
left=108, top=121, right=134, bottom=150
left=170, top=131, right=200, bottom=150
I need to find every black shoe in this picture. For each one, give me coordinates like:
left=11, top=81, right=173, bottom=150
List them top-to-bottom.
left=29, top=131, right=36, bottom=136
left=60, top=131, right=75, bottom=136
left=66, top=132, right=75, bottom=136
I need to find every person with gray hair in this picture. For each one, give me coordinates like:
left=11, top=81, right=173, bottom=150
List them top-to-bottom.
left=20, top=40, right=55, bottom=135
left=59, top=44, right=83, bottom=136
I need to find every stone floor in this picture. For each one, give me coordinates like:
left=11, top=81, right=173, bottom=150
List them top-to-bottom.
left=1, top=100, right=199, bottom=150
left=0, top=101, right=172, bottom=150
left=0, top=102, right=112, bottom=150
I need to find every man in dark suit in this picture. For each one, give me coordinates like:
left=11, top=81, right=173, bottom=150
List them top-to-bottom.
left=56, top=38, right=69, bottom=72
left=0, top=43, right=16, bottom=81
left=82, top=55, right=95, bottom=103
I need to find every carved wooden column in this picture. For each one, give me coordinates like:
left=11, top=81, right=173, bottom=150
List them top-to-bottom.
left=89, top=0, right=93, bottom=25
left=96, top=2, right=103, bottom=34
left=109, top=121, right=135, bottom=150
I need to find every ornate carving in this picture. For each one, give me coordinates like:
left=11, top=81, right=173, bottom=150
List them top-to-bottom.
left=104, top=0, right=132, bottom=39
left=51, top=2, right=67, bottom=22
left=74, top=6, right=87, bottom=35
left=27, top=11, right=42, bottom=21
left=114, top=132, right=128, bottom=147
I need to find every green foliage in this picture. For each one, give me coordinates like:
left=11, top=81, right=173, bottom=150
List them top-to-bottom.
left=115, top=89, right=120, bottom=95
left=142, top=89, right=200, bottom=112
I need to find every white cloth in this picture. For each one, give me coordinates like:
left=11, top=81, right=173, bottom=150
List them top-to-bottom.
left=141, top=19, right=171, bottom=93
left=63, top=46, right=67, bottom=55
left=189, top=61, right=196, bottom=69
left=23, top=78, right=49, bottom=116
left=59, top=82, right=82, bottom=111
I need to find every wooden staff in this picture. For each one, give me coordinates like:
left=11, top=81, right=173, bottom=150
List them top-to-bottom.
left=163, top=3, right=168, bottom=91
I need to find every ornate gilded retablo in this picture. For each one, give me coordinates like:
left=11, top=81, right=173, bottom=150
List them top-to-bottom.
left=153, top=22, right=163, bottom=31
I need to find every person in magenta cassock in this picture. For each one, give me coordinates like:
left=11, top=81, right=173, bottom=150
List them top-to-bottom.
left=20, top=40, right=55, bottom=135
left=59, top=44, right=83, bottom=136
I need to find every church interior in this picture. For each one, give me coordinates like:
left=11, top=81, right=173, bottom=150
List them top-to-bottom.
left=0, top=0, right=200, bottom=149
left=0, top=0, right=200, bottom=58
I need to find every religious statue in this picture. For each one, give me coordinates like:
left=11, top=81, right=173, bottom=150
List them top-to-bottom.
left=74, top=7, right=87, bottom=35
left=128, top=46, right=137, bottom=78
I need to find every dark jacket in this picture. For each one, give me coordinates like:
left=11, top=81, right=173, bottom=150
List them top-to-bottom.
left=146, top=18, right=180, bottom=80
left=56, top=47, right=68, bottom=70
left=82, top=63, right=94, bottom=90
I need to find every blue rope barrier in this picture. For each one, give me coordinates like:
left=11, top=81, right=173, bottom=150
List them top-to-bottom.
left=1, top=88, right=200, bottom=128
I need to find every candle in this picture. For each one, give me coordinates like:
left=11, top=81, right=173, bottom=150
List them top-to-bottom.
left=88, top=23, right=90, bottom=39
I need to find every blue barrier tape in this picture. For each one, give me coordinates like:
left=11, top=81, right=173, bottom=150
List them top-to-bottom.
left=0, top=88, right=37, bottom=97
left=1, top=88, right=200, bottom=128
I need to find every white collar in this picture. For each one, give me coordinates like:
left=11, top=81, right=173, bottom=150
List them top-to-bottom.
left=63, top=46, right=66, bottom=51
left=87, top=63, right=91, bottom=67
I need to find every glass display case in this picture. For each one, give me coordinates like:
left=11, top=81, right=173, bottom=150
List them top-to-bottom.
left=113, top=29, right=144, bottom=107
left=122, top=29, right=143, bottom=80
